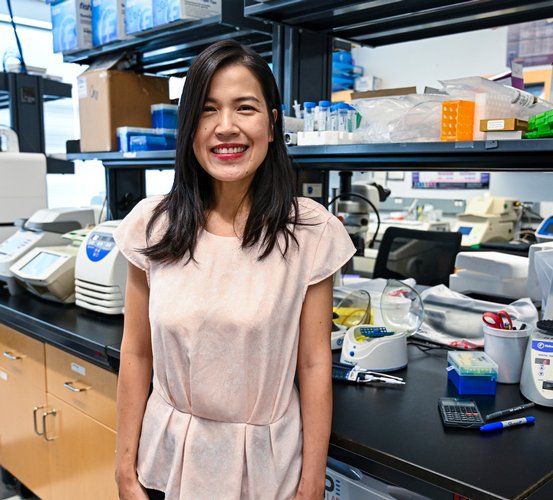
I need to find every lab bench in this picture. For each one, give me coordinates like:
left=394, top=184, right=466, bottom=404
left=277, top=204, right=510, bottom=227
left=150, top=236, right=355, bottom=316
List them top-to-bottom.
left=1, top=290, right=552, bottom=499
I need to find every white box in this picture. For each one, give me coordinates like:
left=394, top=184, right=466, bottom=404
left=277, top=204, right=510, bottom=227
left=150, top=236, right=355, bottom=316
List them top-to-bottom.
left=50, top=0, right=92, bottom=53
left=92, top=0, right=126, bottom=46
left=125, top=0, right=153, bottom=34
left=152, top=0, right=221, bottom=27
left=297, top=131, right=359, bottom=146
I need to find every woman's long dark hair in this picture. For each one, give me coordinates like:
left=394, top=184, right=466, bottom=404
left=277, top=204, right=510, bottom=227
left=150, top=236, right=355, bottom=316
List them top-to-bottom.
left=141, top=40, right=299, bottom=265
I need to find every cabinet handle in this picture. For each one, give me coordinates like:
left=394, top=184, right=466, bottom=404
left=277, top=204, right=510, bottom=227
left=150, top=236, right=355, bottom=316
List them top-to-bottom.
left=3, top=351, right=24, bottom=361
left=63, top=380, right=91, bottom=392
left=33, top=405, right=46, bottom=436
left=42, top=409, right=57, bottom=442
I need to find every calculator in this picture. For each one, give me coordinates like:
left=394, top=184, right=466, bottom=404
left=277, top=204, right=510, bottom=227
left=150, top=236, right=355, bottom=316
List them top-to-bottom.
left=438, top=397, right=485, bottom=429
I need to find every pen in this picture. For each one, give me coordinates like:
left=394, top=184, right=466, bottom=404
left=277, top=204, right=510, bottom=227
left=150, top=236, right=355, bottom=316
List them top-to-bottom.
left=485, top=402, right=535, bottom=421
left=480, top=416, right=535, bottom=432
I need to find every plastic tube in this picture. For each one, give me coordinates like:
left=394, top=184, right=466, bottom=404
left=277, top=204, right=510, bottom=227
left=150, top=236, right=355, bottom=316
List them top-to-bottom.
left=303, top=101, right=316, bottom=132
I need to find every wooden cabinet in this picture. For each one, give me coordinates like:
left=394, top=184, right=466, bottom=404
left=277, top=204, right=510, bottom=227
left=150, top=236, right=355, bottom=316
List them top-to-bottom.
left=0, top=324, right=118, bottom=499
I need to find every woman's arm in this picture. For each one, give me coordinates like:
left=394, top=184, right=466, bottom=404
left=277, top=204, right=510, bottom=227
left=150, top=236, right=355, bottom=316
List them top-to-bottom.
left=115, top=263, right=153, bottom=499
left=294, top=276, right=334, bottom=500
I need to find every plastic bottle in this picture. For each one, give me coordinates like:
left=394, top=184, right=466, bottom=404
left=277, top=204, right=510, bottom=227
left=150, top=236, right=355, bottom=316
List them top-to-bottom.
left=318, top=100, right=331, bottom=131
left=303, top=101, right=316, bottom=132
left=336, top=103, right=350, bottom=132
left=281, top=104, right=287, bottom=135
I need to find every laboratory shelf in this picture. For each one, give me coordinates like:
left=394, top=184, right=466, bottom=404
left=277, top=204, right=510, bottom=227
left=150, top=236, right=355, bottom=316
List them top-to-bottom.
left=62, top=0, right=272, bottom=76
left=245, top=0, right=553, bottom=47
left=67, top=139, right=553, bottom=172
left=288, top=139, right=553, bottom=171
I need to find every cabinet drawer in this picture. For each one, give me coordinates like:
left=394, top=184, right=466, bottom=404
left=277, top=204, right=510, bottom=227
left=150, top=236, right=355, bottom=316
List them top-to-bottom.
left=0, top=324, right=45, bottom=391
left=45, top=345, right=117, bottom=430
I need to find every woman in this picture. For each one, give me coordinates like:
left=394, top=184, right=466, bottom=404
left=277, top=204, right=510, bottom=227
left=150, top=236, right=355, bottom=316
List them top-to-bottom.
left=114, top=40, right=355, bottom=500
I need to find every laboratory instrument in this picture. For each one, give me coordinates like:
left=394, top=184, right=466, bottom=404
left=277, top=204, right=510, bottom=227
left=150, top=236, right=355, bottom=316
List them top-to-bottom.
left=0, top=130, right=48, bottom=242
left=453, top=195, right=521, bottom=246
left=0, top=208, right=96, bottom=295
left=535, top=214, right=553, bottom=242
left=75, top=220, right=127, bottom=315
left=8, top=229, right=89, bottom=304
left=450, top=251, right=529, bottom=300
left=340, top=280, right=424, bottom=372
left=332, top=289, right=371, bottom=350
left=520, top=320, right=553, bottom=407
left=332, top=363, right=404, bottom=385
left=438, top=398, right=484, bottom=429
left=479, top=416, right=535, bottom=432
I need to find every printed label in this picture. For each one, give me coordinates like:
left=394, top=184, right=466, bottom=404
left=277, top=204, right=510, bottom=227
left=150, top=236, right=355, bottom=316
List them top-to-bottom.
left=77, top=77, right=87, bottom=98
left=487, top=119, right=505, bottom=130
left=71, top=362, right=86, bottom=376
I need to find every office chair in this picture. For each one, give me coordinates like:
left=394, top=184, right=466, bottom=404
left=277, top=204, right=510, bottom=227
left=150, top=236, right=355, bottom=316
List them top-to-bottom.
left=372, top=227, right=462, bottom=286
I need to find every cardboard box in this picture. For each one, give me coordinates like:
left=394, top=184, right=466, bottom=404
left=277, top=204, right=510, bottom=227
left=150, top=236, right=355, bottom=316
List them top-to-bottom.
left=50, top=0, right=93, bottom=53
left=92, top=0, right=126, bottom=46
left=125, top=0, right=153, bottom=34
left=152, top=0, right=221, bottom=27
left=77, top=57, right=170, bottom=152
left=351, top=86, right=417, bottom=100
left=480, top=118, right=528, bottom=132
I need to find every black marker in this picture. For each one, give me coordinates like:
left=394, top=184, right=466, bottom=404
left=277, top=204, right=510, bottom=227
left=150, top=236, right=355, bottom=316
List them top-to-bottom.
left=485, top=402, right=535, bottom=421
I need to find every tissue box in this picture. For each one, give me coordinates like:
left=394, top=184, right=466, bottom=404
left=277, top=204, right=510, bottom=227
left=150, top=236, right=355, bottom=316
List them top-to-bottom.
left=51, top=0, right=92, bottom=53
left=92, top=0, right=126, bottom=46
left=125, top=0, right=153, bottom=34
left=152, top=0, right=221, bottom=27
left=151, top=104, right=178, bottom=129
left=117, top=127, right=176, bottom=152
left=447, top=351, right=497, bottom=395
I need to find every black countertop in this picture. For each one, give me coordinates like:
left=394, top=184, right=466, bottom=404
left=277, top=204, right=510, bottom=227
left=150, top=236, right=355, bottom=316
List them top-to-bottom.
left=0, top=289, right=123, bottom=371
left=1, top=290, right=552, bottom=499
left=330, top=345, right=553, bottom=499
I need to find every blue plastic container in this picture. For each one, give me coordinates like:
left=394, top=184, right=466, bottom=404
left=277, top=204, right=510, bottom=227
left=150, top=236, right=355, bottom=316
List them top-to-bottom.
left=151, top=103, right=178, bottom=129
left=117, top=126, right=176, bottom=152
left=447, top=351, right=498, bottom=395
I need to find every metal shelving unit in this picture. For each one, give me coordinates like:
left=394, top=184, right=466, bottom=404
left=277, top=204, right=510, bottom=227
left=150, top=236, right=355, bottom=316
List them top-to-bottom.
left=63, top=0, right=272, bottom=76
left=245, top=0, right=553, bottom=47
left=0, top=71, right=74, bottom=174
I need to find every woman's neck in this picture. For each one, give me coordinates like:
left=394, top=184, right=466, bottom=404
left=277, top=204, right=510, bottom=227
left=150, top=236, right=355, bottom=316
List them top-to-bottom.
left=206, top=182, right=251, bottom=237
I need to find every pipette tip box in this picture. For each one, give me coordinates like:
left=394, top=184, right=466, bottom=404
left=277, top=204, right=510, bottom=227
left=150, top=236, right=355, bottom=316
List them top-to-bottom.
left=447, top=351, right=498, bottom=395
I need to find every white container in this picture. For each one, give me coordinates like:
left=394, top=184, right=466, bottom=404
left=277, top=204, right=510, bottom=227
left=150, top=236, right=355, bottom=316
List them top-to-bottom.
left=483, top=323, right=529, bottom=384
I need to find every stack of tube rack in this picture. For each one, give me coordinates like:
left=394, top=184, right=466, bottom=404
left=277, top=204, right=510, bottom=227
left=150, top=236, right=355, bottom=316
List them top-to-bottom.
left=526, top=109, right=553, bottom=138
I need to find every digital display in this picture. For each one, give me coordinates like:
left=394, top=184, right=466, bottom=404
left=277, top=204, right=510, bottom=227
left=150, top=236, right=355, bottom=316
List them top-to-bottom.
left=458, top=226, right=473, bottom=235
left=20, top=252, right=62, bottom=276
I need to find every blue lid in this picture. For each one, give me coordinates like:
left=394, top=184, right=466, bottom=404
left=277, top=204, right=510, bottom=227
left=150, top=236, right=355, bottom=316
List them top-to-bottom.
left=318, top=100, right=331, bottom=107
left=303, top=101, right=316, bottom=108
left=336, top=102, right=350, bottom=110
left=281, top=104, right=286, bottom=110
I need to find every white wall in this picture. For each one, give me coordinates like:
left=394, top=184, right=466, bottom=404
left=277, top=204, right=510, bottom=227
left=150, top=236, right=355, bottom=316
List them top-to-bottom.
left=351, top=26, right=553, bottom=207
left=352, top=27, right=510, bottom=92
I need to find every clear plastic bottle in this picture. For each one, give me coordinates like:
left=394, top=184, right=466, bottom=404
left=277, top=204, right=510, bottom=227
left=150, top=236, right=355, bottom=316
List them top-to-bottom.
left=317, top=100, right=331, bottom=131
left=303, top=101, right=316, bottom=132
left=336, top=103, right=350, bottom=132
left=329, top=104, right=338, bottom=131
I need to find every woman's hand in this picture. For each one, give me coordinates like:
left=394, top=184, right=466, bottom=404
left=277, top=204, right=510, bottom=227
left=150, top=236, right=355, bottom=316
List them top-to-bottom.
left=116, top=476, right=149, bottom=500
left=293, top=476, right=326, bottom=499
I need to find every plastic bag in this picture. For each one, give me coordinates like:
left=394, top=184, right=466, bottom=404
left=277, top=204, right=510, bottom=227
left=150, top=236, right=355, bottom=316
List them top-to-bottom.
left=439, top=76, right=553, bottom=120
left=352, top=94, right=449, bottom=143
left=418, top=284, right=539, bottom=349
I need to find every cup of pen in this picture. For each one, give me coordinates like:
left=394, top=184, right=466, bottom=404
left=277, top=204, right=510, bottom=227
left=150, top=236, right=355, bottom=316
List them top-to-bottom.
left=482, top=311, right=529, bottom=384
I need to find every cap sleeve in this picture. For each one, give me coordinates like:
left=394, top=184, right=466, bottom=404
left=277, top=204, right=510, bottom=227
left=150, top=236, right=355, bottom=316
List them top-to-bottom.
left=113, top=198, right=153, bottom=276
left=308, top=214, right=356, bottom=286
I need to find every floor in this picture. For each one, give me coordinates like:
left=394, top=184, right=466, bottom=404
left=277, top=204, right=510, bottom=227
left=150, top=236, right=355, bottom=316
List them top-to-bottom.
left=0, top=469, right=38, bottom=500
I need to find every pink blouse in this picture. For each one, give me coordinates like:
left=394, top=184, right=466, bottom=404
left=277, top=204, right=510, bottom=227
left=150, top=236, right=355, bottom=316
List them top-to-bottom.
left=114, top=196, right=356, bottom=499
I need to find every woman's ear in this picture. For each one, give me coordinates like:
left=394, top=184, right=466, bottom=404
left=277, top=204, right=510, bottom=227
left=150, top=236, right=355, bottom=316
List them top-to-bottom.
left=269, top=108, right=278, bottom=142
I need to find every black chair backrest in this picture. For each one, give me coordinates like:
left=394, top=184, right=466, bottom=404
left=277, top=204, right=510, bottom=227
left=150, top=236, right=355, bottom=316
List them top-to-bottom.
left=372, top=227, right=462, bottom=286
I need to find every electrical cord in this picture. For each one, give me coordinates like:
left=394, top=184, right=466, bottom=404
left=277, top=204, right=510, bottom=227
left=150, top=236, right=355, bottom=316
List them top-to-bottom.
left=6, top=0, right=27, bottom=74
left=327, top=192, right=381, bottom=248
